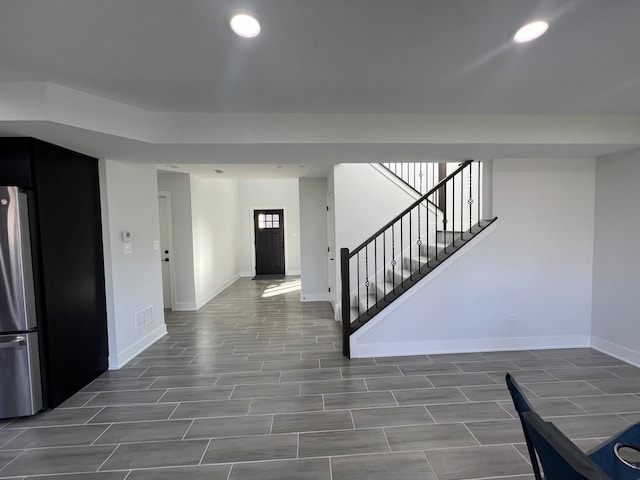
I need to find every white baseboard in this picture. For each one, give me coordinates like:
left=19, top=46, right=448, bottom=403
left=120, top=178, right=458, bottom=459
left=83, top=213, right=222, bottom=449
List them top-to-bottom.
left=240, top=270, right=301, bottom=277
left=195, top=273, right=240, bottom=310
left=300, top=293, right=330, bottom=302
left=175, top=301, right=197, bottom=311
left=108, top=324, right=168, bottom=369
left=350, top=334, right=590, bottom=358
left=591, top=336, right=640, bottom=367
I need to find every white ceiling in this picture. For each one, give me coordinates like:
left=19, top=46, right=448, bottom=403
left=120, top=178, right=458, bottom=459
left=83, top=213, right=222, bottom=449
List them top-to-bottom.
left=1, top=0, right=640, bottom=174
left=3, top=0, right=640, bottom=115
left=157, top=163, right=332, bottom=179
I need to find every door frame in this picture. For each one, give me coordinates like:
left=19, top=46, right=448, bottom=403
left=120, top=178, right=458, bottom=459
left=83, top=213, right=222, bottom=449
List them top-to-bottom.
left=158, top=191, right=177, bottom=310
left=249, top=205, right=289, bottom=276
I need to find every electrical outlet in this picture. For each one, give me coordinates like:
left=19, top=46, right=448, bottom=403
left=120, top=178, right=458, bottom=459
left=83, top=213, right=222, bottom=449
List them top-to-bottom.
left=508, top=314, right=519, bottom=322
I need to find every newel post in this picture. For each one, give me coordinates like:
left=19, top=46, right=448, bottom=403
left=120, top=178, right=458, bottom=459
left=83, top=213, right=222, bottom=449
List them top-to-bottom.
left=340, top=247, right=351, bottom=357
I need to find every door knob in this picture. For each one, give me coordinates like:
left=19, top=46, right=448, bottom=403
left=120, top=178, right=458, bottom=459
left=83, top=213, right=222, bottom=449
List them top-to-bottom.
left=163, top=258, right=170, bottom=262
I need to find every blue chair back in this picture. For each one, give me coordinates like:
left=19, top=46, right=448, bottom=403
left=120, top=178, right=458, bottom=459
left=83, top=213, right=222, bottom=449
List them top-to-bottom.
left=508, top=371, right=640, bottom=480
left=506, top=372, right=533, bottom=413
left=506, top=373, right=543, bottom=480
left=521, top=411, right=611, bottom=480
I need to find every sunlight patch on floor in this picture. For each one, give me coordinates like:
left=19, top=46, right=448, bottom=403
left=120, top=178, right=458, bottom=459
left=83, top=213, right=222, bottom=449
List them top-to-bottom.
left=262, top=279, right=301, bottom=298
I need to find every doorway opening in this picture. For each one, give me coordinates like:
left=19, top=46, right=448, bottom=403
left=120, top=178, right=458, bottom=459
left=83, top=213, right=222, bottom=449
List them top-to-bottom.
left=158, top=192, right=175, bottom=310
left=253, top=209, right=285, bottom=279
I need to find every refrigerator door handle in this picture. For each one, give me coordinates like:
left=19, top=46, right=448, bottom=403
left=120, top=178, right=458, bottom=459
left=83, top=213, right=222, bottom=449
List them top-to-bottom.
left=0, top=336, right=25, bottom=348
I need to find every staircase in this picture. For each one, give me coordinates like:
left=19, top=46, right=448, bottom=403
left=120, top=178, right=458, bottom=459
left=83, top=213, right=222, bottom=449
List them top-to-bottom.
left=340, top=160, right=497, bottom=357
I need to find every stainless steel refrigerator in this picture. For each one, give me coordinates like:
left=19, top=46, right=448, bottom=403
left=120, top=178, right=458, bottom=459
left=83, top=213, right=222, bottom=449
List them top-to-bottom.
left=0, top=185, right=43, bottom=418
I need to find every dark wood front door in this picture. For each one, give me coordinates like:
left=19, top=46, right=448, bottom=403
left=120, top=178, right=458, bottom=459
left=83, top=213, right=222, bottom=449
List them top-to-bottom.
left=254, top=209, right=285, bottom=276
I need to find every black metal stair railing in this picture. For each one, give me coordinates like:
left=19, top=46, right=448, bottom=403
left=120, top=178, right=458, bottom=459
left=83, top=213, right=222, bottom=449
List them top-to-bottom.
left=341, top=160, right=497, bottom=357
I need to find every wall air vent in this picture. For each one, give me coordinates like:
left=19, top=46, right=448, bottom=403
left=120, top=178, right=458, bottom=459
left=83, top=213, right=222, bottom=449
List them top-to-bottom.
left=135, top=306, right=154, bottom=329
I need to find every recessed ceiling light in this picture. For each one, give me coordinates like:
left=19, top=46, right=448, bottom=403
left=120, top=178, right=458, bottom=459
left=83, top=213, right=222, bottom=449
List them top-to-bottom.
left=230, top=12, right=261, bottom=38
left=513, top=20, right=549, bottom=43
left=166, top=165, right=179, bottom=169
left=273, top=165, right=284, bottom=169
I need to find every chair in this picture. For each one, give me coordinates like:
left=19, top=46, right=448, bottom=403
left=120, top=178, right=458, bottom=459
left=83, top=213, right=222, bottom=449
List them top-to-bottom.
left=506, top=372, right=640, bottom=480
left=506, top=372, right=543, bottom=480
left=521, top=411, right=611, bottom=479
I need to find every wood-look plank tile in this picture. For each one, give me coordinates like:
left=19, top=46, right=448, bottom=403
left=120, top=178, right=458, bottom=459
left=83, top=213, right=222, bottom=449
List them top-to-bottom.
left=10, top=277, right=637, bottom=480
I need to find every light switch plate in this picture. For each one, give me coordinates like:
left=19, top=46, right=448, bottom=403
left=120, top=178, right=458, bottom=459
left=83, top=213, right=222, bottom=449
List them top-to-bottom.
left=124, top=242, right=133, bottom=254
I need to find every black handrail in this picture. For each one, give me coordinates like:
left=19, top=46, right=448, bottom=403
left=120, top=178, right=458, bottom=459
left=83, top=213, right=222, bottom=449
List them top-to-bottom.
left=350, top=160, right=472, bottom=258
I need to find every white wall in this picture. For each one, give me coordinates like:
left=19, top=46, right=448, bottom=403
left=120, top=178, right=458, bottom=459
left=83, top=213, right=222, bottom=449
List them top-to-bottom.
left=591, top=150, right=640, bottom=366
left=350, top=158, right=596, bottom=357
left=99, top=160, right=167, bottom=368
left=332, top=163, right=421, bottom=318
left=334, top=163, right=419, bottom=251
left=327, top=169, right=337, bottom=311
left=157, top=172, right=197, bottom=310
left=190, top=177, right=241, bottom=309
left=299, top=178, right=329, bottom=301
left=237, top=179, right=301, bottom=276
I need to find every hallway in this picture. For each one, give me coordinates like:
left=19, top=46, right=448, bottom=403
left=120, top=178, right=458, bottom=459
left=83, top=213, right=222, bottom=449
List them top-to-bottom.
left=1, top=277, right=640, bottom=479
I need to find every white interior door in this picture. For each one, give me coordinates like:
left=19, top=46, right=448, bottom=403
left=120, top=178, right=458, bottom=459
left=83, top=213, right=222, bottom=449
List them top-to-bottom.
left=158, top=192, right=175, bottom=310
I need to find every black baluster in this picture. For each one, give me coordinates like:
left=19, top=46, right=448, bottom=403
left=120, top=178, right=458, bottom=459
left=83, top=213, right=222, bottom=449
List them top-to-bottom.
left=478, top=162, right=481, bottom=226
left=469, top=164, right=473, bottom=233
left=460, top=167, right=464, bottom=240
left=452, top=173, right=455, bottom=248
left=443, top=186, right=447, bottom=253
left=426, top=196, right=430, bottom=267
left=417, top=198, right=421, bottom=274
left=434, top=205, right=438, bottom=262
left=409, top=210, right=412, bottom=278
left=400, top=216, right=404, bottom=287
left=392, top=225, right=396, bottom=291
left=383, top=230, right=386, bottom=298
left=374, top=237, right=378, bottom=306
left=365, top=245, right=369, bottom=312
left=356, top=251, right=360, bottom=316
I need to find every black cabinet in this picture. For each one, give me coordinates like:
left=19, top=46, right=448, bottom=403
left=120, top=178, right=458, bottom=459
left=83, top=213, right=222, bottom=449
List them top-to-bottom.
left=0, top=138, right=108, bottom=409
